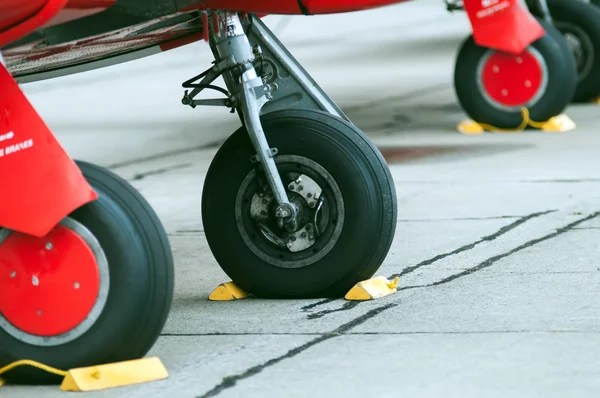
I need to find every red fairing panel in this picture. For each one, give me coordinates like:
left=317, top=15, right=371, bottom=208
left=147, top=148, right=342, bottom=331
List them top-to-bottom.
left=0, top=0, right=68, bottom=48
left=0, top=0, right=48, bottom=32
left=185, top=0, right=410, bottom=15
left=302, top=0, right=410, bottom=14
left=463, top=0, right=544, bottom=54
left=0, top=64, right=97, bottom=237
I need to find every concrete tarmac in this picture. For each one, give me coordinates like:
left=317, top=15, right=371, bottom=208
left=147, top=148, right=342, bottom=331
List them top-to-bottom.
left=3, top=1, right=600, bottom=397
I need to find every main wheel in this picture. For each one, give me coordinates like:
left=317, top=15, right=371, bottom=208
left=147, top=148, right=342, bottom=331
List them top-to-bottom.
left=547, top=0, right=600, bottom=102
left=538, top=19, right=579, bottom=94
left=454, top=25, right=576, bottom=129
left=202, top=109, right=397, bottom=298
left=0, top=161, right=174, bottom=384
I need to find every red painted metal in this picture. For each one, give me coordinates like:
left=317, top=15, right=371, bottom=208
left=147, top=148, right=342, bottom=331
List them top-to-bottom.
left=0, top=0, right=68, bottom=48
left=45, top=0, right=117, bottom=28
left=183, top=0, right=410, bottom=14
left=463, top=0, right=544, bottom=54
left=0, top=1, right=48, bottom=32
left=4, top=13, right=204, bottom=77
left=481, top=50, right=543, bottom=106
left=0, top=63, right=97, bottom=237
left=0, top=224, right=100, bottom=336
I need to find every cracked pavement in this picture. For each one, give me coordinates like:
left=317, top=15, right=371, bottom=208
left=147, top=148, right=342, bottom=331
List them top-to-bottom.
left=4, top=1, right=600, bottom=397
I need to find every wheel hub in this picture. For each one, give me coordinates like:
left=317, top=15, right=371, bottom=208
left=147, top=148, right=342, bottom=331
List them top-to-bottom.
left=478, top=48, right=547, bottom=110
left=235, top=155, right=345, bottom=269
left=0, top=217, right=109, bottom=346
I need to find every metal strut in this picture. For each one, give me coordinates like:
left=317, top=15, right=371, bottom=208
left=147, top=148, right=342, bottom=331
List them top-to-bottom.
left=179, top=12, right=353, bottom=228
left=206, top=12, right=298, bottom=227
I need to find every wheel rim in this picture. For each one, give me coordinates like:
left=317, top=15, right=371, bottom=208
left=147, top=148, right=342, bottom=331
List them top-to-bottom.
left=554, top=21, right=595, bottom=83
left=476, top=48, right=548, bottom=111
left=235, top=155, right=345, bottom=269
left=0, top=217, right=109, bottom=347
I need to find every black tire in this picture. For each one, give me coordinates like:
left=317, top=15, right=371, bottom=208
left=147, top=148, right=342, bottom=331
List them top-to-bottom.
left=547, top=0, right=600, bottom=102
left=538, top=19, right=578, bottom=101
left=454, top=26, right=575, bottom=128
left=202, top=109, right=397, bottom=299
left=0, top=161, right=174, bottom=384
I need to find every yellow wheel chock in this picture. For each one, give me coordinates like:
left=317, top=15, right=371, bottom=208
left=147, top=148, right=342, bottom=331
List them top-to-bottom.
left=457, top=107, right=576, bottom=135
left=345, top=276, right=399, bottom=301
left=209, top=281, right=248, bottom=301
left=0, top=357, right=168, bottom=392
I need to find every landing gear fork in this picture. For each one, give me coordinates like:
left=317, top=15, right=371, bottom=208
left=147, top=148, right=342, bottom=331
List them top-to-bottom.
left=182, top=12, right=347, bottom=231
left=186, top=12, right=397, bottom=298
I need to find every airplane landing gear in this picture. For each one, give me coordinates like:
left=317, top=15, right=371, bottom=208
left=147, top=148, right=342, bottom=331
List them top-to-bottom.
left=542, top=0, right=600, bottom=102
left=183, top=13, right=397, bottom=298
left=453, top=19, right=577, bottom=129
left=0, top=161, right=174, bottom=383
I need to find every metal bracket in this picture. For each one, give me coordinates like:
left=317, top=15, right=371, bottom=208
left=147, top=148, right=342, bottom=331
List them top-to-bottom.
left=243, top=15, right=351, bottom=122
left=180, top=56, right=238, bottom=111
left=251, top=147, right=278, bottom=163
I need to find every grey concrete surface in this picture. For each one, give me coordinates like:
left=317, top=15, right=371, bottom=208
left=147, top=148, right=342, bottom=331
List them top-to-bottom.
left=3, top=0, right=600, bottom=397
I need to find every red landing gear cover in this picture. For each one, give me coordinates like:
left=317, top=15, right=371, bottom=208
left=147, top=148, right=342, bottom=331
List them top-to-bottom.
left=464, top=0, right=545, bottom=54
left=0, top=63, right=97, bottom=237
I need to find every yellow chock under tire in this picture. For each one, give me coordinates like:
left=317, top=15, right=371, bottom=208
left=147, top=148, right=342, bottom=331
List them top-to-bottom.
left=456, top=107, right=576, bottom=134
left=345, top=276, right=399, bottom=301
left=208, top=281, right=248, bottom=301
left=0, top=357, right=168, bottom=392
left=61, top=357, right=168, bottom=392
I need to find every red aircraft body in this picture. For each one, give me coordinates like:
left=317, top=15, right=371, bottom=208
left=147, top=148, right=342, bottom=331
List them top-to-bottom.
left=0, top=0, right=583, bottom=386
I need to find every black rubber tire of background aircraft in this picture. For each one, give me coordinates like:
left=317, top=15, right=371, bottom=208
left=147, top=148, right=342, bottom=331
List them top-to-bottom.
left=546, top=0, right=600, bottom=102
left=538, top=19, right=579, bottom=102
left=453, top=25, right=576, bottom=129
left=202, top=109, right=397, bottom=299
left=0, top=161, right=174, bottom=384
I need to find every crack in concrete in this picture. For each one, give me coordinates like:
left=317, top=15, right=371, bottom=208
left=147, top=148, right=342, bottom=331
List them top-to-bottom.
left=106, top=139, right=223, bottom=169
left=131, top=162, right=192, bottom=180
left=304, top=210, right=554, bottom=319
left=389, top=210, right=555, bottom=280
left=192, top=212, right=598, bottom=397
left=399, top=212, right=600, bottom=291
left=396, top=215, right=522, bottom=223
left=301, top=299, right=335, bottom=311
left=306, top=301, right=360, bottom=319
left=196, top=304, right=396, bottom=398
left=162, top=330, right=600, bottom=337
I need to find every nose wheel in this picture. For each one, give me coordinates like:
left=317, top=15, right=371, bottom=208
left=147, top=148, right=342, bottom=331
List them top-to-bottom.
left=181, top=12, right=398, bottom=298
left=202, top=109, right=397, bottom=298
left=0, top=161, right=174, bottom=384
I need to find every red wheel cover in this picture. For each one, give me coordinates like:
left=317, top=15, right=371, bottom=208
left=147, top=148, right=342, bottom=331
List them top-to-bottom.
left=481, top=50, right=544, bottom=107
left=0, top=225, right=100, bottom=336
